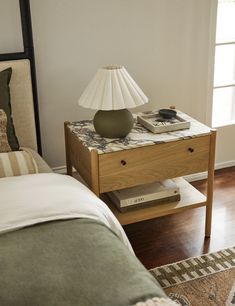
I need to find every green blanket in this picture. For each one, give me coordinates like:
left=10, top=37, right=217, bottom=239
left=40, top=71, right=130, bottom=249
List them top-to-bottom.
left=0, top=219, right=165, bottom=306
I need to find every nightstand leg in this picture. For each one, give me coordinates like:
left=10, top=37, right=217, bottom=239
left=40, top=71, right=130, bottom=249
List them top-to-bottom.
left=64, top=121, right=73, bottom=176
left=205, top=130, right=216, bottom=238
left=91, top=149, right=100, bottom=196
left=66, top=156, right=73, bottom=176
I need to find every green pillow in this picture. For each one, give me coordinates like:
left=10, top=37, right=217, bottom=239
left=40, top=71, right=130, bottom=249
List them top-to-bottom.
left=0, top=68, right=19, bottom=151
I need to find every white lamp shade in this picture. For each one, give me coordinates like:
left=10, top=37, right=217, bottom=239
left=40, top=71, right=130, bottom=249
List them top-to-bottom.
left=78, top=65, right=148, bottom=110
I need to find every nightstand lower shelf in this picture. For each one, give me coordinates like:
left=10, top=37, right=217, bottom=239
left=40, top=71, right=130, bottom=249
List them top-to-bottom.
left=103, top=178, right=206, bottom=225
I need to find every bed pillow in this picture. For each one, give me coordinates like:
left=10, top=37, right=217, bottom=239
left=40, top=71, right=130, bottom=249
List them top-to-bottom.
left=0, top=68, right=19, bottom=152
left=0, top=109, right=11, bottom=152
left=0, top=150, right=38, bottom=178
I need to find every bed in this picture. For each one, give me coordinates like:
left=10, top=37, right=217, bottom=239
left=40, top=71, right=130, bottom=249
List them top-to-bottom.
left=0, top=1, right=177, bottom=305
left=0, top=173, right=172, bottom=306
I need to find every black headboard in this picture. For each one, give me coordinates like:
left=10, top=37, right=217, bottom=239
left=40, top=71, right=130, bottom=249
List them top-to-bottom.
left=0, top=0, right=42, bottom=155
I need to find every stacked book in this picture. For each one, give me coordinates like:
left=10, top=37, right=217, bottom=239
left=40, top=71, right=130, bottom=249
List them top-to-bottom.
left=107, top=179, right=180, bottom=212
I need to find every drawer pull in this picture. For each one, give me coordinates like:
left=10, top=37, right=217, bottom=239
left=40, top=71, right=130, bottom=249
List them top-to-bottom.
left=188, top=147, right=194, bottom=153
left=121, top=160, right=127, bottom=166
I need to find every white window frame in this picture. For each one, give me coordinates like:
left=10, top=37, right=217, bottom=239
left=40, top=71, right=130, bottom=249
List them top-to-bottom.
left=206, top=0, right=218, bottom=127
left=207, top=0, right=235, bottom=128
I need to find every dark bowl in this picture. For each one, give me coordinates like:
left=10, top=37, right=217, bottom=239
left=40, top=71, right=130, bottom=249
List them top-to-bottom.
left=159, top=109, right=177, bottom=119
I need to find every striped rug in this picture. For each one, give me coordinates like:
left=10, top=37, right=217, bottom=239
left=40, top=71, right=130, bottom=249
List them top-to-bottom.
left=150, top=247, right=235, bottom=306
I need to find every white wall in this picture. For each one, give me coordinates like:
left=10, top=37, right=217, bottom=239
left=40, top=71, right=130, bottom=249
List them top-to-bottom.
left=0, top=0, right=23, bottom=53
left=2, top=0, right=220, bottom=169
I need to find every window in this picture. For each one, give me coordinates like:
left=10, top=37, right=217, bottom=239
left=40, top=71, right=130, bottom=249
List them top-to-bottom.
left=212, top=0, right=235, bottom=127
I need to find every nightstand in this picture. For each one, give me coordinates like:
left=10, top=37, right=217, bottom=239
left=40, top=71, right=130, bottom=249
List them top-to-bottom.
left=64, top=110, right=216, bottom=237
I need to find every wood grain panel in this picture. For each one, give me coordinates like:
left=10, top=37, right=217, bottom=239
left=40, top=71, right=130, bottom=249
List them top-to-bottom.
left=69, top=130, right=92, bottom=187
left=99, top=136, right=210, bottom=193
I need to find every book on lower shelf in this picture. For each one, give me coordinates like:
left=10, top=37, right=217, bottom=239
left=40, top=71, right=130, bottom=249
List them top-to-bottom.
left=107, top=179, right=180, bottom=212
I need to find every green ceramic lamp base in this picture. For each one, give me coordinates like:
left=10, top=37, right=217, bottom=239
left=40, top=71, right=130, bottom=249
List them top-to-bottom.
left=93, top=109, right=134, bottom=138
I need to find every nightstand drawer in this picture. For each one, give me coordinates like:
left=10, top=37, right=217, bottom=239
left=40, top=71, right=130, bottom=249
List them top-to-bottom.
left=99, top=135, right=210, bottom=192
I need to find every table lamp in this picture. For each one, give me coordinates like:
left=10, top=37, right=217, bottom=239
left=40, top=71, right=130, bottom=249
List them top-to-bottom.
left=78, top=65, right=148, bottom=138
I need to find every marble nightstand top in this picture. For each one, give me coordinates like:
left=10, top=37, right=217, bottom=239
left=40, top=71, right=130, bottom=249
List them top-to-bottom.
left=68, top=110, right=211, bottom=154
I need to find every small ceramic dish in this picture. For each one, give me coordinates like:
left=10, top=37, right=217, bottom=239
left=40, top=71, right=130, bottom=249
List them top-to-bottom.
left=159, top=109, right=177, bottom=119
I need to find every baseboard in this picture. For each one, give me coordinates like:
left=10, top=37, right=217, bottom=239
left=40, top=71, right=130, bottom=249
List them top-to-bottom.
left=53, top=160, right=235, bottom=182
left=184, top=160, right=235, bottom=182
left=215, top=160, right=235, bottom=169
left=52, top=165, right=67, bottom=174
left=52, top=166, right=77, bottom=175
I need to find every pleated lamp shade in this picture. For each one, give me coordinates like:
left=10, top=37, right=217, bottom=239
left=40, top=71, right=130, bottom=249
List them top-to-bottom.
left=78, top=65, right=148, bottom=110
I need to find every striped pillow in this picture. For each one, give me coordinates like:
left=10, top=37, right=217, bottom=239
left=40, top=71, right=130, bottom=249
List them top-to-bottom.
left=0, top=150, right=38, bottom=178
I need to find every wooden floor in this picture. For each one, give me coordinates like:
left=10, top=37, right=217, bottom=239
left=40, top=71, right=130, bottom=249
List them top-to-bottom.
left=124, top=167, right=235, bottom=270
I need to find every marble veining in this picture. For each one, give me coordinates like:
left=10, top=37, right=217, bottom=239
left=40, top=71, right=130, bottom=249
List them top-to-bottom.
left=68, top=110, right=211, bottom=154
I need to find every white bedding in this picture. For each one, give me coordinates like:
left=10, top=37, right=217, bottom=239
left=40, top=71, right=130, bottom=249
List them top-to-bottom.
left=0, top=173, right=133, bottom=252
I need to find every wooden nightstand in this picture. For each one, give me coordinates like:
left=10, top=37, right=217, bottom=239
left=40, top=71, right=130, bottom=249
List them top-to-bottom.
left=64, top=111, right=216, bottom=237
